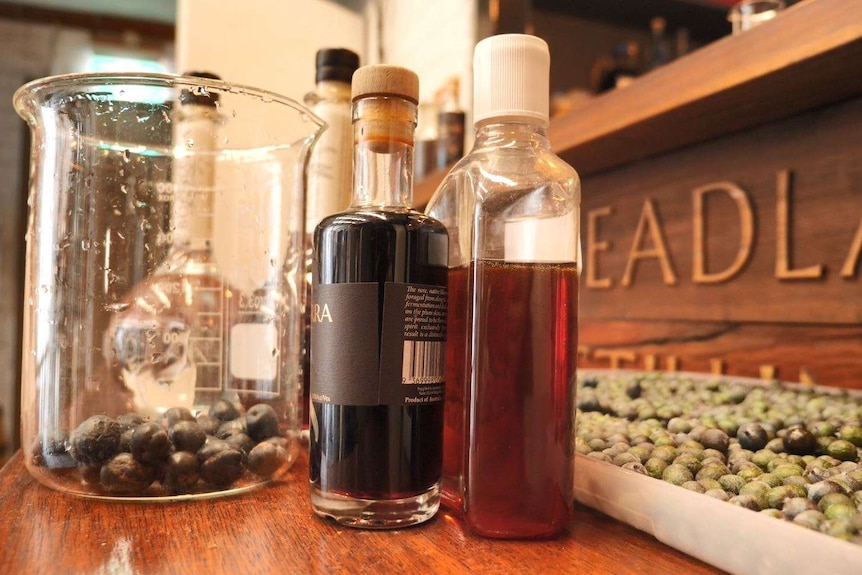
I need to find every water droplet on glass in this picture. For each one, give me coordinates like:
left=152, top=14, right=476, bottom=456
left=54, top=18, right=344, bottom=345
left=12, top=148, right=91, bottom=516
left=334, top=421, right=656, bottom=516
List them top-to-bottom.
left=192, top=85, right=209, bottom=97
left=162, top=110, right=172, bottom=124
left=186, top=138, right=195, bottom=148
left=123, top=149, right=131, bottom=163
left=120, top=184, right=128, bottom=194
left=81, top=239, right=91, bottom=251
left=40, top=285, right=49, bottom=294
left=105, top=302, right=131, bottom=313
left=271, top=348, right=279, bottom=358
left=151, top=353, right=162, bottom=363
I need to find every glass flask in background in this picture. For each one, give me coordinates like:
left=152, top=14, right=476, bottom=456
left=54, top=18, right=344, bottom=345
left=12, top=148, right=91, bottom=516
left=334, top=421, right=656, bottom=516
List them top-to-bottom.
left=425, top=34, right=580, bottom=539
left=15, top=72, right=323, bottom=499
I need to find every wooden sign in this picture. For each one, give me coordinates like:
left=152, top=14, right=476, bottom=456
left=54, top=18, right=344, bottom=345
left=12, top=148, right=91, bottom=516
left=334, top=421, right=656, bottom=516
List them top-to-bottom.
left=579, top=97, right=862, bottom=387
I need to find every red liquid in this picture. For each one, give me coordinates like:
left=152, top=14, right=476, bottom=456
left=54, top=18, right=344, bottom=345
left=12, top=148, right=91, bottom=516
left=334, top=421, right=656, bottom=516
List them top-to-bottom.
left=463, top=260, right=577, bottom=538
left=441, top=266, right=468, bottom=509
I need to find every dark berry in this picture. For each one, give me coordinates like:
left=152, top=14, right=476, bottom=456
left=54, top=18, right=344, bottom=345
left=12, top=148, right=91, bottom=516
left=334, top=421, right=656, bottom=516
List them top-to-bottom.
left=581, top=377, right=599, bottom=388
left=625, top=379, right=642, bottom=399
left=209, top=399, right=241, bottom=422
left=246, top=404, right=279, bottom=441
left=163, top=407, right=195, bottom=428
left=117, top=413, right=148, bottom=430
left=196, top=414, right=220, bottom=436
left=69, top=415, right=121, bottom=465
left=216, top=418, right=247, bottom=440
left=170, top=421, right=207, bottom=453
left=130, top=422, right=171, bottom=464
left=737, top=423, right=769, bottom=451
left=783, top=427, right=817, bottom=455
left=118, top=428, right=135, bottom=453
left=701, top=429, right=730, bottom=453
left=225, top=432, right=255, bottom=456
left=197, top=440, right=244, bottom=486
left=248, top=440, right=289, bottom=478
left=163, top=452, right=200, bottom=494
left=100, top=453, right=155, bottom=494
left=78, top=462, right=102, bottom=485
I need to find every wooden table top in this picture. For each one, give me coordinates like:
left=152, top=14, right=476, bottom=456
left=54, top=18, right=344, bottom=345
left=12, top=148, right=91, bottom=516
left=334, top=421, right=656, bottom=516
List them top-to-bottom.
left=0, top=450, right=724, bottom=574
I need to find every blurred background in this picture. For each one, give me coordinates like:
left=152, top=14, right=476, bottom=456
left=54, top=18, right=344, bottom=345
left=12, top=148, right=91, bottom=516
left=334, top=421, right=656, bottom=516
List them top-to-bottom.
left=0, top=0, right=801, bottom=462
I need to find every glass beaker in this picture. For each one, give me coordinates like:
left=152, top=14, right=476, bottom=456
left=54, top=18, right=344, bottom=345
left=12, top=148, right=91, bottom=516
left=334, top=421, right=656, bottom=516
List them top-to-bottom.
left=14, top=72, right=323, bottom=500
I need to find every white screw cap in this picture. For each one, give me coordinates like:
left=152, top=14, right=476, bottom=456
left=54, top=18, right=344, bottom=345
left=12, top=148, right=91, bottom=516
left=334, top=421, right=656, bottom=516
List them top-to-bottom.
left=473, top=34, right=550, bottom=127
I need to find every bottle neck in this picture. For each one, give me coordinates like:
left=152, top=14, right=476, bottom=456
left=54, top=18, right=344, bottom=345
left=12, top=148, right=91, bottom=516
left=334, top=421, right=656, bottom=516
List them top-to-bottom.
left=306, top=80, right=351, bottom=106
left=351, top=96, right=417, bottom=210
left=172, top=103, right=220, bottom=251
left=472, top=120, right=550, bottom=150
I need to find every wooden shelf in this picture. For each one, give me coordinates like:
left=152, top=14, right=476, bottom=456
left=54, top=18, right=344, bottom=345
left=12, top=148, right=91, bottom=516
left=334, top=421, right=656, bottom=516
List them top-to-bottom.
left=414, top=0, right=862, bottom=206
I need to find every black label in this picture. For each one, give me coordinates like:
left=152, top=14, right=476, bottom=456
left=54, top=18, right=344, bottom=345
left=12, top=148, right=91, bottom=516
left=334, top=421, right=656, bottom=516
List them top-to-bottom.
left=311, top=282, right=447, bottom=406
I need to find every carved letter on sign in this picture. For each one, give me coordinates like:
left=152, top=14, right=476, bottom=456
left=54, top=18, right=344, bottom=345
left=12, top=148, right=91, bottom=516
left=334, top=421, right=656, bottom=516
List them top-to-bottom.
left=775, top=170, right=824, bottom=280
left=692, top=182, right=755, bottom=284
left=622, top=198, right=678, bottom=287
left=587, top=206, right=614, bottom=289
left=841, top=217, right=862, bottom=279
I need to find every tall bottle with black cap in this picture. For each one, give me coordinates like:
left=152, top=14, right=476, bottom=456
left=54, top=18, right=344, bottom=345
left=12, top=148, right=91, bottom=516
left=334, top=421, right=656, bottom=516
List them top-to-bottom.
left=426, top=35, right=580, bottom=538
left=302, top=49, right=360, bottom=428
left=310, top=65, right=448, bottom=528
left=105, top=71, right=234, bottom=418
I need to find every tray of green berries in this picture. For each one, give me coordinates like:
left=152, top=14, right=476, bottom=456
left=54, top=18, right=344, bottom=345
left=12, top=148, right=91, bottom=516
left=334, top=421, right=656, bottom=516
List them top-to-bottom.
left=574, top=370, right=862, bottom=575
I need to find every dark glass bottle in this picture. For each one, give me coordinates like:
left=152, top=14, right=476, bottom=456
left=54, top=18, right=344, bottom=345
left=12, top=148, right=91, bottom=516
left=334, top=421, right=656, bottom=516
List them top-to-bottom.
left=310, top=65, right=448, bottom=528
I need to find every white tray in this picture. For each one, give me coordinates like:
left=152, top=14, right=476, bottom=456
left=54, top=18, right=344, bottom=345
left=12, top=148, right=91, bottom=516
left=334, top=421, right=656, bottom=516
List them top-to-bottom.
left=574, top=370, right=862, bottom=575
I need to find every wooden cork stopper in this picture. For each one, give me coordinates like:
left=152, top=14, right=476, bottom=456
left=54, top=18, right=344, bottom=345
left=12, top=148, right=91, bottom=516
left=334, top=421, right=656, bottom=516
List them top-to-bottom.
left=352, top=65, right=419, bottom=104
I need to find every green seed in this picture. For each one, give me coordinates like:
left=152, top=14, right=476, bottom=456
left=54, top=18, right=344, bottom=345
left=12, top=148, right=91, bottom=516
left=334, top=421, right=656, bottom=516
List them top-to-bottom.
left=838, top=425, right=862, bottom=448
left=827, top=440, right=858, bottom=462
left=652, top=445, right=677, bottom=463
left=644, top=457, right=668, bottom=479
left=772, top=463, right=805, bottom=480
left=662, top=464, right=694, bottom=486
left=737, top=466, right=763, bottom=481
left=757, top=473, right=783, bottom=488
left=719, top=474, right=746, bottom=495
left=698, top=478, right=723, bottom=492
left=681, top=480, right=705, bottom=493
left=767, top=484, right=806, bottom=509
left=705, top=488, right=730, bottom=501
left=819, top=492, right=854, bottom=512
left=825, top=503, right=858, bottom=521
left=760, top=509, right=785, bottom=519
left=793, top=509, right=826, bottom=530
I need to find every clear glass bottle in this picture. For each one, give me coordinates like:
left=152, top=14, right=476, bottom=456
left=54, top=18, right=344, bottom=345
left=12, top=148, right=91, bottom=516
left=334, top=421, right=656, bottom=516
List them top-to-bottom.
left=425, top=34, right=580, bottom=538
left=302, top=49, right=360, bottom=429
left=310, top=65, right=448, bottom=528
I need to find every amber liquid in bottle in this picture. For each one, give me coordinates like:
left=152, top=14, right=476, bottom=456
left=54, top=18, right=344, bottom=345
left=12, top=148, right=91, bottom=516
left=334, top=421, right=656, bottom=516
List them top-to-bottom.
left=459, top=260, right=578, bottom=538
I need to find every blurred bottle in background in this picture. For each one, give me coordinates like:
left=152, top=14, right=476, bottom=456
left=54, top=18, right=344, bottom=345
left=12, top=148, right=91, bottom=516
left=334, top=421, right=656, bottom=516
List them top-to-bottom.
left=728, top=0, right=785, bottom=34
left=646, top=17, right=673, bottom=71
left=591, top=40, right=642, bottom=94
left=302, top=48, right=360, bottom=428
left=436, top=77, right=466, bottom=168
left=415, top=101, right=440, bottom=180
